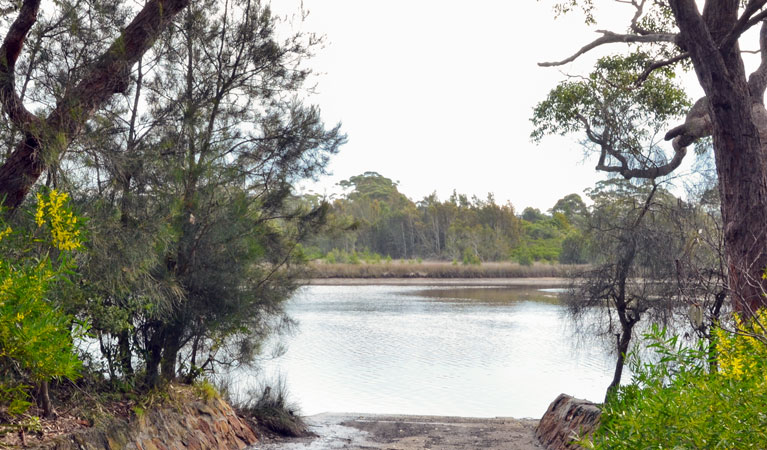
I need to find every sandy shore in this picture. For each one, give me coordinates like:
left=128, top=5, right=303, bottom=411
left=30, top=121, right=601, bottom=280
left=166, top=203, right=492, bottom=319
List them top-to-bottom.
left=304, top=277, right=568, bottom=286
left=255, top=413, right=543, bottom=450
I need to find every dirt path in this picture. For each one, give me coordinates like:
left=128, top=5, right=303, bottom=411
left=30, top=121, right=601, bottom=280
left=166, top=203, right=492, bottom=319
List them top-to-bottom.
left=253, top=413, right=544, bottom=450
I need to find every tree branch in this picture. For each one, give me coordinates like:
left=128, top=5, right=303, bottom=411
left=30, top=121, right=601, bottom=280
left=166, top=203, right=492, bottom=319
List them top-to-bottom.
left=0, top=0, right=42, bottom=132
left=0, top=0, right=192, bottom=211
left=46, top=0, right=192, bottom=137
left=719, top=0, right=767, bottom=51
left=749, top=21, right=767, bottom=100
left=539, top=30, right=678, bottom=67
left=635, top=52, right=690, bottom=85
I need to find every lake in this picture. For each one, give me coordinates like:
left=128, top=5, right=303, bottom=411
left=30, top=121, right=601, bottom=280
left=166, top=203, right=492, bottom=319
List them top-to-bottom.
left=241, top=284, right=618, bottom=419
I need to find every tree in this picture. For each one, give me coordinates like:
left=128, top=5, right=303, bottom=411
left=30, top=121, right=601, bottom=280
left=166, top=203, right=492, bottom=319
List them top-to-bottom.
left=0, top=0, right=192, bottom=212
left=79, top=0, right=344, bottom=387
left=538, top=0, right=767, bottom=316
left=567, top=179, right=682, bottom=398
left=550, top=193, right=589, bottom=226
left=521, top=207, right=547, bottom=223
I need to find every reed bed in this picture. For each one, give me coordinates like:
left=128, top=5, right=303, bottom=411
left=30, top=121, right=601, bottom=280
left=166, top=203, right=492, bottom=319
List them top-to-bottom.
left=308, top=261, right=585, bottom=279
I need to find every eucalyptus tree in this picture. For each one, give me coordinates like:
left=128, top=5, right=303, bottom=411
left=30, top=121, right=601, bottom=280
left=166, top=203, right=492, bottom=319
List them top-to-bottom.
left=538, top=0, right=767, bottom=316
left=534, top=50, right=694, bottom=396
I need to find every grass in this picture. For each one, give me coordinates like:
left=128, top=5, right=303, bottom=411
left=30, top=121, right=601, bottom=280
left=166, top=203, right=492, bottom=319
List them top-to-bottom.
left=308, top=260, right=584, bottom=279
left=230, top=378, right=308, bottom=438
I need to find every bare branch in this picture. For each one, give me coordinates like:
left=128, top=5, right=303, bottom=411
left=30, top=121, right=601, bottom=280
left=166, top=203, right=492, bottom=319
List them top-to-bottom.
left=626, top=0, right=655, bottom=35
left=719, top=0, right=767, bottom=51
left=539, top=30, right=678, bottom=67
left=635, top=52, right=689, bottom=85
left=577, top=111, right=688, bottom=180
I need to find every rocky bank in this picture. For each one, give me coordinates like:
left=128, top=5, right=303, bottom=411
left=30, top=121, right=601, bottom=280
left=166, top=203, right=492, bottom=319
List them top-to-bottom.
left=29, top=387, right=259, bottom=450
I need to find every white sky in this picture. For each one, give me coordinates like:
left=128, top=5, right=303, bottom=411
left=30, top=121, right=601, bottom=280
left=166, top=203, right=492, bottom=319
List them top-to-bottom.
left=271, top=1, right=705, bottom=212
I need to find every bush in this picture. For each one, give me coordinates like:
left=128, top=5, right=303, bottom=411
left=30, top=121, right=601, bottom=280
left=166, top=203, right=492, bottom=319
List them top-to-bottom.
left=0, top=190, right=86, bottom=416
left=461, top=248, right=481, bottom=266
left=516, top=249, right=533, bottom=266
left=583, top=318, right=767, bottom=449
left=236, top=378, right=307, bottom=437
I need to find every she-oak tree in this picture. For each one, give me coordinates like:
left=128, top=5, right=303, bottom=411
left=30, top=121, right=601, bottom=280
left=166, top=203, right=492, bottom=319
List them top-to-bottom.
left=0, top=0, right=190, bottom=210
left=538, top=0, right=767, bottom=316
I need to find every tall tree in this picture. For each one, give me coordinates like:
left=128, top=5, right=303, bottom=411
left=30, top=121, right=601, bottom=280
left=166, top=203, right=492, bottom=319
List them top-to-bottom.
left=538, top=0, right=767, bottom=316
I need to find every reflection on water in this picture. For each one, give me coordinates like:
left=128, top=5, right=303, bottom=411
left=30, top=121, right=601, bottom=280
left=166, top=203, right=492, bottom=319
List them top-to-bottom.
left=244, top=285, right=616, bottom=418
left=418, top=286, right=562, bottom=305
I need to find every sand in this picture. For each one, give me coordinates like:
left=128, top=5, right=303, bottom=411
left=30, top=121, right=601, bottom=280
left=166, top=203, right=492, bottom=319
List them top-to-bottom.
left=255, top=413, right=544, bottom=450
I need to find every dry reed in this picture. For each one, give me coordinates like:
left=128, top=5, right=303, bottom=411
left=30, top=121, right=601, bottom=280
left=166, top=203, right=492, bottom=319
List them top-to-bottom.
left=308, top=261, right=584, bottom=279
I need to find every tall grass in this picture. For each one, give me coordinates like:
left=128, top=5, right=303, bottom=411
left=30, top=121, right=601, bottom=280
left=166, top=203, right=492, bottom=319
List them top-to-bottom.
left=308, top=261, right=584, bottom=279
left=231, top=378, right=308, bottom=437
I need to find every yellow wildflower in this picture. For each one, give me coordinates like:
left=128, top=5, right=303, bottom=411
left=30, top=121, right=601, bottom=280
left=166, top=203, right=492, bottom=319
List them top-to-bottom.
left=36, top=190, right=82, bottom=251
left=35, top=192, right=45, bottom=227
left=0, top=226, right=11, bottom=241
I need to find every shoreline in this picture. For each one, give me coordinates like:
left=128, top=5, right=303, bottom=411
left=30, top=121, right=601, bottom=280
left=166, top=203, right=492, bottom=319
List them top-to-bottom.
left=303, top=277, right=569, bottom=286
left=256, top=413, right=543, bottom=450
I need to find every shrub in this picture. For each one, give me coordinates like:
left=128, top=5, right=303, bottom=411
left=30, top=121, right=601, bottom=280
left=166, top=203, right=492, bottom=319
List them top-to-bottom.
left=0, top=190, right=86, bottom=416
left=461, top=248, right=481, bottom=266
left=583, top=318, right=767, bottom=449
left=236, top=378, right=307, bottom=437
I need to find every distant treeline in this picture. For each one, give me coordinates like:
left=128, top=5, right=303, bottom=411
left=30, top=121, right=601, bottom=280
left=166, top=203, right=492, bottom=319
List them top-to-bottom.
left=301, top=172, right=591, bottom=265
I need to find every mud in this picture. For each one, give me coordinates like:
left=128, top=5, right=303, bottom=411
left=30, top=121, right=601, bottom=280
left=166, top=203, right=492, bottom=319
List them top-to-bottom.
left=254, top=413, right=543, bottom=450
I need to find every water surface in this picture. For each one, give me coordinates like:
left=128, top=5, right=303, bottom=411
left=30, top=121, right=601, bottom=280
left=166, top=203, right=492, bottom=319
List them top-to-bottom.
left=247, top=284, right=616, bottom=418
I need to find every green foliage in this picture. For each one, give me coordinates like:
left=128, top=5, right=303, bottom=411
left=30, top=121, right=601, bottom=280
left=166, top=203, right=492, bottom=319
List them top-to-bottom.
left=66, top=0, right=346, bottom=387
left=532, top=53, right=689, bottom=143
left=532, top=53, right=690, bottom=182
left=311, top=177, right=525, bottom=262
left=0, top=190, right=86, bottom=416
left=521, top=207, right=546, bottom=223
left=560, top=231, right=589, bottom=264
left=323, top=248, right=387, bottom=265
left=461, top=248, right=481, bottom=266
left=515, top=248, right=533, bottom=266
left=348, top=251, right=360, bottom=265
left=585, top=320, right=767, bottom=449
left=193, top=379, right=219, bottom=402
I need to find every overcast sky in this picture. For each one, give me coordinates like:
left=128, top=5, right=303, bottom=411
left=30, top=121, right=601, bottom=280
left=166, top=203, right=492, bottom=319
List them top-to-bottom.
left=270, top=1, right=701, bottom=211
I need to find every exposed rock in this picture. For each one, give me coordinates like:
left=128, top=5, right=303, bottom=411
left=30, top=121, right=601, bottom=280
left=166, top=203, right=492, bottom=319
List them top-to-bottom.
left=32, top=389, right=258, bottom=450
left=535, top=394, right=601, bottom=450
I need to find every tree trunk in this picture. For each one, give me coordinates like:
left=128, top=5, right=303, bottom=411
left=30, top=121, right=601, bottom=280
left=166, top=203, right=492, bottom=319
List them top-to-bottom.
left=671, top=0, right=767, bottom=315
left=0, top=136, right=43, bottom=211
left=160, top=326, right=181, bottom=381
left=606, top=326, right=633, bottom=401
left=117, top=329, right=134, bottom=377
left=145, top=330, right=164, bottom=388
left=38, top=380, right=53, bottom=418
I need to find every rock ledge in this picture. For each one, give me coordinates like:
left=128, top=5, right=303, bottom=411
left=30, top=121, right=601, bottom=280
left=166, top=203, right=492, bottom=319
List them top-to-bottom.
left=33, top=388, right=258, bottom=450
left=535, top=394, right=601, bottom=450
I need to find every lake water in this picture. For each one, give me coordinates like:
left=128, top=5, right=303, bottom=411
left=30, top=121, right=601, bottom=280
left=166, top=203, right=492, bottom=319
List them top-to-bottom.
left=243, top=284, right=618, bottom=419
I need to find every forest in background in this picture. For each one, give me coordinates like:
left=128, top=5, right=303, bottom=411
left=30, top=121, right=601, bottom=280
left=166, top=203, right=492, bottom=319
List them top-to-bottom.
left=300, top=171, right=718, bottom=269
